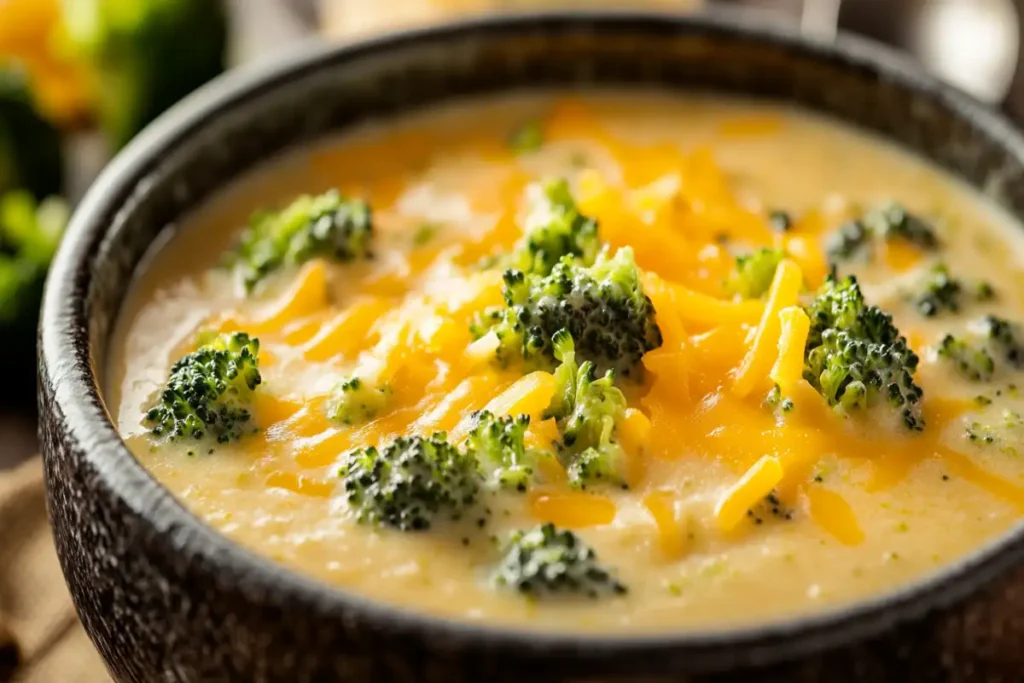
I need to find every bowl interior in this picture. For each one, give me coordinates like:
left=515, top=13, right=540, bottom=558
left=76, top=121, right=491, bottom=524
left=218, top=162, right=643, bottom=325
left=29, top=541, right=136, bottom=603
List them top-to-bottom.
left=45, top=8, right=1024, bottom=669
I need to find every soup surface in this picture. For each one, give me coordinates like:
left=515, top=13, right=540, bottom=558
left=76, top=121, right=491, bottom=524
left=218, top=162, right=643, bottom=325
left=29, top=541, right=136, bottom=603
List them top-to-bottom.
left=109, top=93, right=1024, bottom=633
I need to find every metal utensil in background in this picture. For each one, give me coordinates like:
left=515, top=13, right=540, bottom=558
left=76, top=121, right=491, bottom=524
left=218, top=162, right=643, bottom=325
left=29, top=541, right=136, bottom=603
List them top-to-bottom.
left=833, top=0, right=1020, bottom=104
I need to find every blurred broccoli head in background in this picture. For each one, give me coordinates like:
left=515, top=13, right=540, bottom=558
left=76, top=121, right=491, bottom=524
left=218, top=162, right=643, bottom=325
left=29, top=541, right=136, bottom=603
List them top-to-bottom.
left=60, top=0, right=228, bottom=148
left=0, top=63, right=66, bottom=399
left=0, top=68, right=63, bottom=200
left=0, top=191, right=67, bottom=393
left=0, top=192, right=66, bottom=324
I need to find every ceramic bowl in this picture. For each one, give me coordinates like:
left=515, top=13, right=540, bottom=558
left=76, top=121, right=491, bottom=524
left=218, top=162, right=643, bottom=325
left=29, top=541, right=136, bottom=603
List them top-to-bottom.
left=38, top=10, right=1024, bottom=682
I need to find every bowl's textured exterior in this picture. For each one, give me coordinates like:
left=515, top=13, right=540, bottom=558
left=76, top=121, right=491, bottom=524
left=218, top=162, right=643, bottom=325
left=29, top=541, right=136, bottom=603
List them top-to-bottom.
left=37, top=10, right=1024, bottom=683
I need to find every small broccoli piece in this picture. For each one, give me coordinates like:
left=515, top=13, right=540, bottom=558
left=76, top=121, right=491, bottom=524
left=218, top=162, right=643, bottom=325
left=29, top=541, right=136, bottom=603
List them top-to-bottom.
left=60, top=0, right=228, bottom=148
left=0, top=67, right=63, bottom=199
left=509, top=121, right=543, bottom=154
left=511, top=179, right=600, bottom=276
left=230, top=190, right=372, bottom=292
left=0, top=191, right=67, bottom=326
left=864, top=202, right=939, bottom=250
left=826, top=204, right=938, bottom=265
left=768, top=210, right=793, bottom=233
left=825, top=219, right=872, bottom=264
left=412, top=222, right=437, bottom=246
left=485, top=247, right=661, bottom=377
left=725, top=247, right=785, bottom=299
left=914, top=264, right=962, bottom=317
left=803, top=276, right=925, bottom=430
left=975, top=281, right=996, bottom=301
left=981, top=316, right=1024, bottom=369
left=543, top=330, right=628, bottom=489
left=144, top=332, right=262, bottom=443
left=938, top=335, right=995, bottom=382
left=326, top=377, right=392, bottom=426
left=764, top=384, right=794, bottom=414
left=966, top=410, right=1022, bottom=453
left=464, top=411, right=543, bottom=492
left=338, top=433, right=483, bottom=531
left=492, top=523, right=626, bottom=598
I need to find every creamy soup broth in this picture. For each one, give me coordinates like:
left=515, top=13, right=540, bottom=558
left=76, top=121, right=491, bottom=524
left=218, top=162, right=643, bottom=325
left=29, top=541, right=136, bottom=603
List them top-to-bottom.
left=108, top=93, right=1024, bottom=633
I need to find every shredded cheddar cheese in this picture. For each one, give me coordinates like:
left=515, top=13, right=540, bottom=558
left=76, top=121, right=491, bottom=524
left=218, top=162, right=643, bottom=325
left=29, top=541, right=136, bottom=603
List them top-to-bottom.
left=731, top=259, right=803, bottom=397
left=251, top=260, right=329, bottom=334
left=770, top=306, right=811, bottom=393
left=714, top=456, right=785, bottom=533
left=642, top=491, right=688, bottom=560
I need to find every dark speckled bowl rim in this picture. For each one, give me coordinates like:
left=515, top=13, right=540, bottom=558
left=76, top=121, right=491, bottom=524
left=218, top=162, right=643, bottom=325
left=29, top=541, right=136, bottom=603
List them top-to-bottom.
left=40, top=7, right=1024, bottom=670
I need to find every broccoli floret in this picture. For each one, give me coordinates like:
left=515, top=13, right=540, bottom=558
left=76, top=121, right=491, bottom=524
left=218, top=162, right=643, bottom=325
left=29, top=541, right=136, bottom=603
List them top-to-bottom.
left=60, top=0, right=228, bottom=148
left=0, top=67, right=63, bottom=199
left=509, top=121, right=543, bottom=155
left=510, top=179, right=599, bottom=276
left=0, top=190, right=67, bottom=396
left=230, top=190, right=372, bottom=292
left=0, top=191, right=66, bottom=326
left=864, top=202, right=939, bottom=250
left=826, top=204, right=938, bottom=265
left=825, top=219, right=871, bottom=263
left=485, top=247, right=661, bottom=377
left=725, top=247, right=785, bottom=299
left=914, top=264, right=962, bottom=317
left=803, top=276, right=925, bottom=430
left=975, top=281, right=997, bottom=301
left=981, top=316, right=1024, bottom=368
left=543, top=330, right=628, bottom=489
left=144, top=332, right=262, bottom=443
left=938, top=335, right=995, bottom=382
left=326, top=377, right=391, bottom=426
left=965, top=410, right=1022, bottom=454
left=464, top=411, right=543, bottom=492
left=338, top=433, right=483, bottom=531
left=492, top=523, right=626, bottom=598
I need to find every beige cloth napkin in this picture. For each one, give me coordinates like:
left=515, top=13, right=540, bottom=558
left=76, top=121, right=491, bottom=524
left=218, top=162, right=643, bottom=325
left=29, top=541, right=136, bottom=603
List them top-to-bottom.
left=0, top=457, right=111, bottom=683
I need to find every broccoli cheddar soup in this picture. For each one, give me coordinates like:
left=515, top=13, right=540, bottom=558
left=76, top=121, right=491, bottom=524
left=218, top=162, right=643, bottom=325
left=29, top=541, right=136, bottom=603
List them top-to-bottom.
left=109, top=93, right=1024, bottom=633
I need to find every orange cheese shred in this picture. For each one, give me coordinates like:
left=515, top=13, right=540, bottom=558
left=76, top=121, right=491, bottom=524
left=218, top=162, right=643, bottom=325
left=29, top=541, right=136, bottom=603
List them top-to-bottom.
left=731, top=259, right=803, bottom=397
left=252, top=260, right=330, bottom=335
left=641, top=271, right=763, bottom=328
left=303, top=297, right=390, bottom=362
left=770, top=306, right=811, bottom=393
left=450, top=371, right=556, bottom=442
left=483, top=371, right=556, bottom=419
left=617, top=408, right=652, bottom=487
left=714, top=455, right=784, bottom=533
left=806, top=487, right=864, bottom=546
left=642, top=491, right=688, bottom=560
left=531, top=492, right=616, bottom=528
